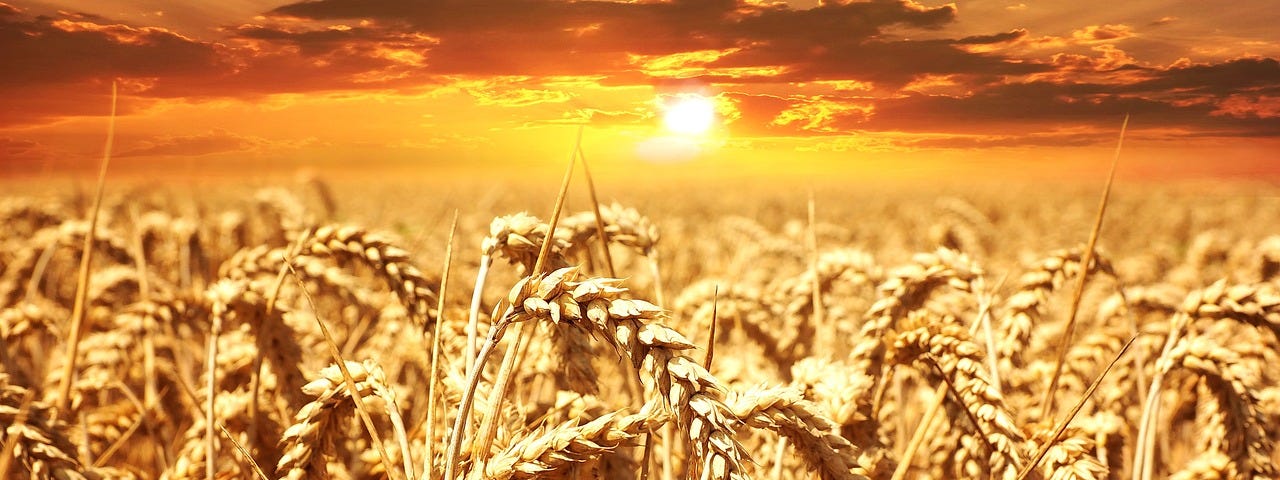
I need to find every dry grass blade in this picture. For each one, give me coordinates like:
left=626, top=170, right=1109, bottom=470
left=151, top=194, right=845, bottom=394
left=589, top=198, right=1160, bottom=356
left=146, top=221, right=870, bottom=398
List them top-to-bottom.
left=54, top=81, right=117, bottom=416
left=1041, top=114, right=1129, bottom=419
left=535, top=126, right=582, bottom=277
left=469, top=127, right=581, bottom=471
left=580, top=149, right=617, bottom=278
left=807, top=191, right=823, bottom=325
left=127, top=205, right=158, bottom=412
left=423, top=211, right=458, bottom=479
left=249, top=232, right=311, bottom=450
left=463, top=255, right=490, bottom=381
left=285, top=262, right=405, bottom=480
left=980, top=273, right=1009, bottom=395
left=892, top=276, right=1001, bottom=480
left=205, top=282, right=228, bottom=480
left=704, top=285, right=718, bottom=370
left=443, top=304, right=506, bottom=480
left=891, top=310, right=1027, bottom=477
left=443, top=318, right=505, bottom=480
left=1018, top=334, right=1136, bottom=480
left=276, top=360, right=405, bottom=480
left=928, top=360, right=1000, bottom=456
left=890, top=382, right=945, bottom=480
left=92, top=406, right=144, bottom=467
left=219, top=422, right=270, bottom=480
left=639, top=436, right=655, bottom=480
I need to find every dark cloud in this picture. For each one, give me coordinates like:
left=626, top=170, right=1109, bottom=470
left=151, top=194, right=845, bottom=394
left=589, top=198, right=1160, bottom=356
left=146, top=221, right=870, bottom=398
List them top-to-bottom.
left=262, top=0, right=974, bottom=83
left=268, top=0, right=740, bottom=63
left=726, top=0, right=956, bottom=44
left=0, top=7, right=226, bottom=125
left=0, top=7, right=442, bottom=124
left=0, top=10, right=225, bottom=89
left=230, top=24, right=402, bottom=56
left=1072, top=24, right=1134, bottom=42
left=952, top=29, right=1029, bottom=45
left=757, top=38, right=1048, bottom=86
left=706, top=50, right=1280, bottom=143
left=1132, top=57, right=1280, bottom=95
left=816, top=75, right=1280, bottom=139
left=0, top=80, right=128, bottom=127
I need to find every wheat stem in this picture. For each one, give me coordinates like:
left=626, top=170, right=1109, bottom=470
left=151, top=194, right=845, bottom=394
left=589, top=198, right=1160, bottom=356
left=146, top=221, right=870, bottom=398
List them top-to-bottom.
left=54, top=81, right=117, bottom=416
left=1041, top=114, right=1129, bottom=419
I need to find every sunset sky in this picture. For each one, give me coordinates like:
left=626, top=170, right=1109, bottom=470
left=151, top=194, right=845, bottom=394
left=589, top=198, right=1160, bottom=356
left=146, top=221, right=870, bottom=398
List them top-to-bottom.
left=2, top=0, right=1278, bottom=180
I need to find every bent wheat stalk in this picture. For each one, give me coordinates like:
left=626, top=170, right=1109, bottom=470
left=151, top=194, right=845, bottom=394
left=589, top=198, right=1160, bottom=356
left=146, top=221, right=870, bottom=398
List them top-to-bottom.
left=456, top=267, right=749, bottom=480
left=888, top=311, right=1028, bottom=478
left=276, top=360, right=408, bottom=480
left=729, top=386, right=867, bottom=480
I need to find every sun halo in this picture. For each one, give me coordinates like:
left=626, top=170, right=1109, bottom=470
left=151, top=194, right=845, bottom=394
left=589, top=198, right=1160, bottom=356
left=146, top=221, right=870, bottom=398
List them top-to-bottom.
left=662, top=95, right=716, bottom=136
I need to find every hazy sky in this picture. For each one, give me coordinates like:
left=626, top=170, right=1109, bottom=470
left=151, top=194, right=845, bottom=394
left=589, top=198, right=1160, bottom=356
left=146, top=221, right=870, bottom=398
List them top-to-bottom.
left=2, top=1, right=1278, bottom=179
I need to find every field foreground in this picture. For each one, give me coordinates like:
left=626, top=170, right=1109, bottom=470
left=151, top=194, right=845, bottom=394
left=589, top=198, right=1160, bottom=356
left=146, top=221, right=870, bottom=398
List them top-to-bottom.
left=2, top=176, right=1280, bottom=479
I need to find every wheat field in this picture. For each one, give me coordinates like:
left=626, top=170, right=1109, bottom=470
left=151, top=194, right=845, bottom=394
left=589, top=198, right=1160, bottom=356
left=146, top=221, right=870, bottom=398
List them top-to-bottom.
left=2, top=173, right=1279, bottom=480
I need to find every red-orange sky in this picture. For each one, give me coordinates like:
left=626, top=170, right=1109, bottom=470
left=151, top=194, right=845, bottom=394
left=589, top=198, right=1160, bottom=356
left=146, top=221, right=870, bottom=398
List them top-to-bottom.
left=2, top=0, right=1278, bottom=181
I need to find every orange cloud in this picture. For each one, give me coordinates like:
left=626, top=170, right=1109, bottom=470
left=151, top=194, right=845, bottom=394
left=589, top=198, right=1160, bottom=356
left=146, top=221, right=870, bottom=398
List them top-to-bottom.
left=1072, top=24, right=1135, bottom=43
left=471, top=88, right=574, bottom=108
left=1214, top=95, right=1280, bottom=119
left=771, top=97, right=874, bottom=134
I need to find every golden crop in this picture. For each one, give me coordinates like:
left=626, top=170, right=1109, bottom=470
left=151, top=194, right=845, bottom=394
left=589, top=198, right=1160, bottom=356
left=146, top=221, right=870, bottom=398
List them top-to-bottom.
left=2, top=176, right=1278, bottom=480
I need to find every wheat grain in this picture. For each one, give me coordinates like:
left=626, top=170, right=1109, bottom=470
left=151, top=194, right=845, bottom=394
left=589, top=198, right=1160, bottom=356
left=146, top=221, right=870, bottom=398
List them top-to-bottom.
left=469, top=267, right=749, bottom=480
left=889, top=310, right=1028, bottom=478
left=276, top=360, right=403, bottom=480
left=1, top=374, right=90, bottom=480
left=728, top=386, right=868, bottom=480
left=484, top=402, right=666, bottom=479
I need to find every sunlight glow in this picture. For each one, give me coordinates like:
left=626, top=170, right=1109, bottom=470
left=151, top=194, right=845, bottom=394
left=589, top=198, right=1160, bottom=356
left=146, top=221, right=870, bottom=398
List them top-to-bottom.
left=663, top=96, right=716, bottom=135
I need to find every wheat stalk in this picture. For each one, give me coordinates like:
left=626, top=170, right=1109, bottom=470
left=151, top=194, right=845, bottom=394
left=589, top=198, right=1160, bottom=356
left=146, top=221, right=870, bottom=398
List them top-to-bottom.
left=456, top=267, right=749, bottom=479
left=889, top=311, right=1028, bottom=478
left=276, top=360, right=407, bottom=480
left=728, top=386, right=868, bottom=480
left=484, top=401, right=666, bottom=479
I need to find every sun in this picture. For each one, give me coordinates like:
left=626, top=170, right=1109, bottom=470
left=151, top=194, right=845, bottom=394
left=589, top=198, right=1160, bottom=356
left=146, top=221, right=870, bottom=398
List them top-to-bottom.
left=663, top=95, right=716, bottom=135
